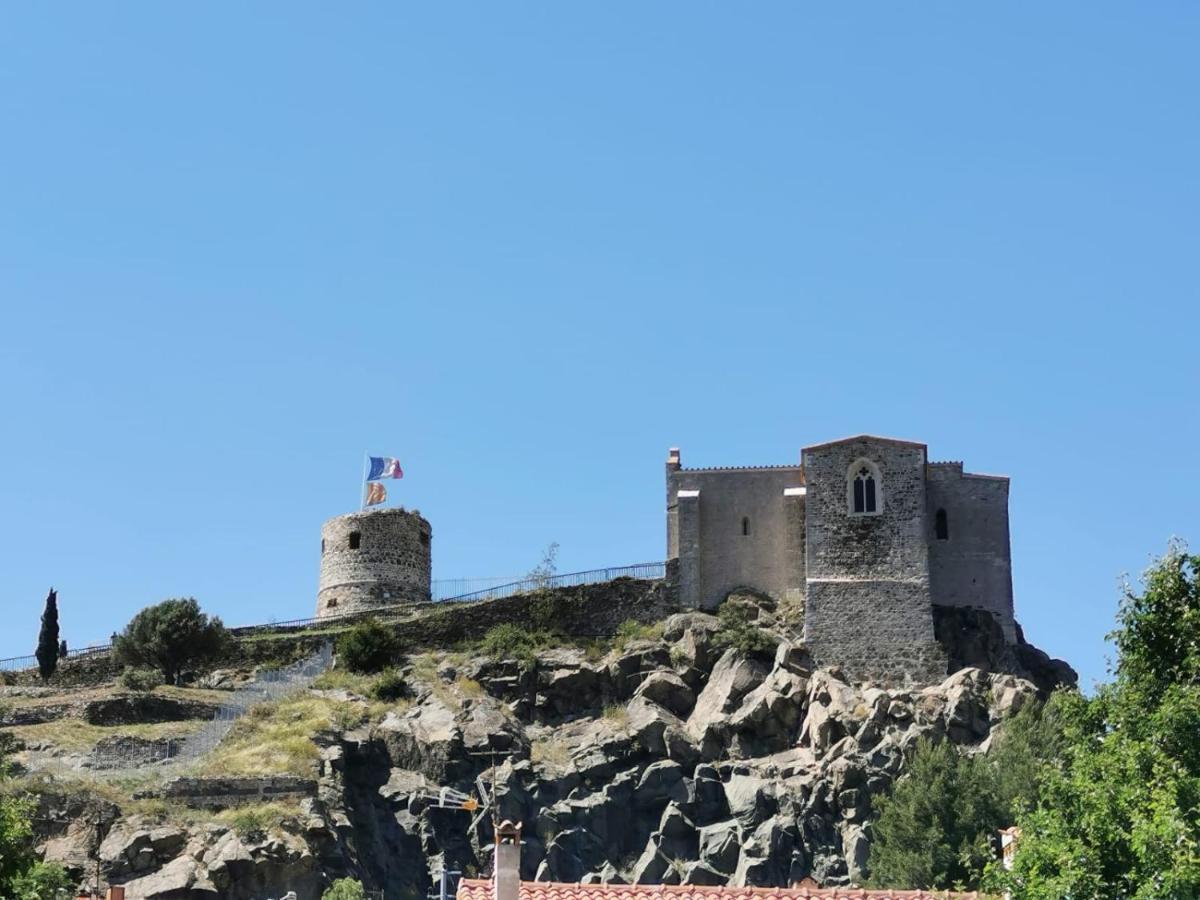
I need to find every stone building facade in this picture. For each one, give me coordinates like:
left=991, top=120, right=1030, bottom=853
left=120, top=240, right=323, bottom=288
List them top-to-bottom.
left=667, top=435, right=1014, bottom=681
left=316, top=508, right=432, bottom=618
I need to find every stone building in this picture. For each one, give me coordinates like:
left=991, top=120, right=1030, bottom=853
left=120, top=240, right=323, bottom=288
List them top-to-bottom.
left=666, top=435, right=1014, bottom=681
left=316, top=507, right=432, bottom=617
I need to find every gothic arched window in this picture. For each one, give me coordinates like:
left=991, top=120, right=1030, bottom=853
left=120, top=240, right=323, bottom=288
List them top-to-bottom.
left=847, top=459, right=882, bottom=515
left=935, top=508, right=949, bottom=540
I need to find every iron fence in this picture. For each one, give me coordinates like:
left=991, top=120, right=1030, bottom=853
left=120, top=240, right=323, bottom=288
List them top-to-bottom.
left=0, top=562, right=667, bottom=673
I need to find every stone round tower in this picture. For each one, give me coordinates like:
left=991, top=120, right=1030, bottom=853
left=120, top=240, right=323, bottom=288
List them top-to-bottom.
left=316, top=508, right=432, bottom=618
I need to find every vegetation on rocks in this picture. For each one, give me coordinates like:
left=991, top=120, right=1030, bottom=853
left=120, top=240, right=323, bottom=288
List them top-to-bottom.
left=112, top=598, right=232, bottom=684
left=711, top=599, right=777, bottom=657
left=337, top=618, right=404, bottom=673
left=476, top=622, right=554, bottom=665
left=118, top=666, right=164, bottom=692
left=368, top=668, right=411, bottom=702
left=868, top=695, right=1067, bottom=890
left=0, top=736, right=71, bottom=899
left=323, top=878, right=367, bottom=900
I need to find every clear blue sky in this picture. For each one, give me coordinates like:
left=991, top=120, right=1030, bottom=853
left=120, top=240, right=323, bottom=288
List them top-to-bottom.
left=1, top=5, right=1196, bottom=690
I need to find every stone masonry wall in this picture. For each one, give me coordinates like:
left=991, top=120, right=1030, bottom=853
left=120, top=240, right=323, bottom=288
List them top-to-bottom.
left=802, top=437, right=945, bottom=683
left=667, top=457, right=805, bottom=610
left=926, top=464, right=1016, bottom=642
left=317, top=508, right=432, bottom=617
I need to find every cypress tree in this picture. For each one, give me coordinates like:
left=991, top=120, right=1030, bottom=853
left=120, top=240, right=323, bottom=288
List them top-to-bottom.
left=36, top=588, right=60, bottom=682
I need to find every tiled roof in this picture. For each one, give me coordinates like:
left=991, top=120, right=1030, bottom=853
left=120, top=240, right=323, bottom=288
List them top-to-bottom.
left=456, top=879, right=985, bottom=900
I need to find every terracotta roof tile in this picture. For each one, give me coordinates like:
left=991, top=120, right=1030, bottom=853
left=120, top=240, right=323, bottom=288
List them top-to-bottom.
left=457, top=878, right=985, bottom=900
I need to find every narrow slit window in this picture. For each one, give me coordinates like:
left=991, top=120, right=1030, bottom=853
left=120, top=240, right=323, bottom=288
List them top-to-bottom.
left=935, top=508, right=949, bottom=540
left=742, top=517, right=750, bottom=536
left=349, top=531, right=361, bottom=550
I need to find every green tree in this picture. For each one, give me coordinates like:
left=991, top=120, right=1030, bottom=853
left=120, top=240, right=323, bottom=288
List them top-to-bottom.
left=986, top=543, right=1200, bottom=898
left=35, top=587, right=60, bottom=681
left=112, top=597, right=232, bottom=683
left=336, top=619, right=403, bottom=674
left=868, top=693, right=1070, bottom=890
left=0, top=738, right=71, bottom=898
left=868, top=739, right=1004, bottom=889
left=323, top=877, right=367, bottom=899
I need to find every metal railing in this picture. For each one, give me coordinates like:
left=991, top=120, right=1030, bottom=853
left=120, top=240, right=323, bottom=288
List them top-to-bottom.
left=441, top=561, right=666, bottom=603
left=0, top=562, right=667, bottom=672
left=0, top=643, right=112, bottom=673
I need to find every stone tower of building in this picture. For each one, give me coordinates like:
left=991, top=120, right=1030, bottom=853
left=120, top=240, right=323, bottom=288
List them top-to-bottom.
left=316, top=507, right=432, bottom=618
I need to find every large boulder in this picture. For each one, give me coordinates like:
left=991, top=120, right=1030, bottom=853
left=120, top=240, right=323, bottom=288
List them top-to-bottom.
left=687, top=650, right=768, bottom=756
left=727, top=668, right=808, bottom=755
left=798, top=670, right=861, bottom=756
left=634, top=671, right=696, bottom=718
left=375, top=699, right=462, bottom=781
left=697, top=820, right=741, bottom=875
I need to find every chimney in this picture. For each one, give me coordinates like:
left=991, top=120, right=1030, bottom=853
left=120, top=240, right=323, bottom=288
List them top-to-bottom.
left=667, top=448, right=681, bottom=472
left=494, top=820, right=522, bottom=900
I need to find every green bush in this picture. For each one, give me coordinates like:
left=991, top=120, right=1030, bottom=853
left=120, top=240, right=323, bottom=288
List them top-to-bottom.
left=112, top=598, right=232, bottom=683
left=711, top=601, right=777, bottom=657
left=337, top=619, right=403, bottom=674
left=477, top=623, right=552, bottom=665
left=119, top=667, right=164, bottom=692
left=369, top=669, right=411, bottom=702
left=323, top=878, right=366, bottom=900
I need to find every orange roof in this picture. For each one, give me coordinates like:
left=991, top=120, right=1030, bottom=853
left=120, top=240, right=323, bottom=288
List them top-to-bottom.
left=456, top=879, right=985, bottom=900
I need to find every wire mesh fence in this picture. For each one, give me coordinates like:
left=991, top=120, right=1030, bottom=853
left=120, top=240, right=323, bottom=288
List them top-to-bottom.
left=84, top=643, right=334, bottom=773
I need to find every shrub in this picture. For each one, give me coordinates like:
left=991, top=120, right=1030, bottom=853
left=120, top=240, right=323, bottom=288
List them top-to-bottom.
left=112, top=598, right=232, bottom=683
left=711, top=601, right=777, bottom=657
left=614, top=618, right=663, bottom=650
left=337, top=620, right=403, bottom=674
left=477, top=623, right=551, bottom=665
left=119, top=667, right=164, bottom=692
left=369, top=669, right=411, bottom=702
left=323, top=879, right=367, bottom=900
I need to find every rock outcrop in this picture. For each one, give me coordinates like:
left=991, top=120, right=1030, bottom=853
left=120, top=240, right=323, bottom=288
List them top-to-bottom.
left=29, top=604, right=1074, bottom=900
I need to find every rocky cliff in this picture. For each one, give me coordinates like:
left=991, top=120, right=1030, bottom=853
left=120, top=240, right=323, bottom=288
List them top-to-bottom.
left=27, top=599, right=1074, bottom=900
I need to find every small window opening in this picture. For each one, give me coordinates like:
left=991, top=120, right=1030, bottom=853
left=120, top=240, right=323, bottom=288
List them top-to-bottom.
left=853, top=467, right=877, bottom=514
left=935, top=508, right=949, bottom=541
left=741, top=517, right=750, bottom=536
left=349, top=531, right=361, bottom=550
left=321, top=539, right=325, bottom=555
left=327, top=598, right=338, bottom=609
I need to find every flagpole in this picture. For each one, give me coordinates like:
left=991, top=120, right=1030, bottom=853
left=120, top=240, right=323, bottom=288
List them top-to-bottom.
left=360, top=452, right=369, bottom=511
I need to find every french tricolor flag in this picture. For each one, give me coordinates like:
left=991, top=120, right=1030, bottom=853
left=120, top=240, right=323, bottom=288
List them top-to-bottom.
left=367, top=456, right=404, bottom=481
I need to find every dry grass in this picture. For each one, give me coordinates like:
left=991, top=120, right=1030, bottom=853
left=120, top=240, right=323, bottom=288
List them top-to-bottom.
left=310, top=668, right=377, bottom=695
left=191, top=694, right=344, bottom=777
left=602, top=704, right=630, bottom=729
left=7, top=719, right=203, bottom=753
left=529, top=736, right=573, bottom=770
left=215, top=800, right=302, bottom=838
